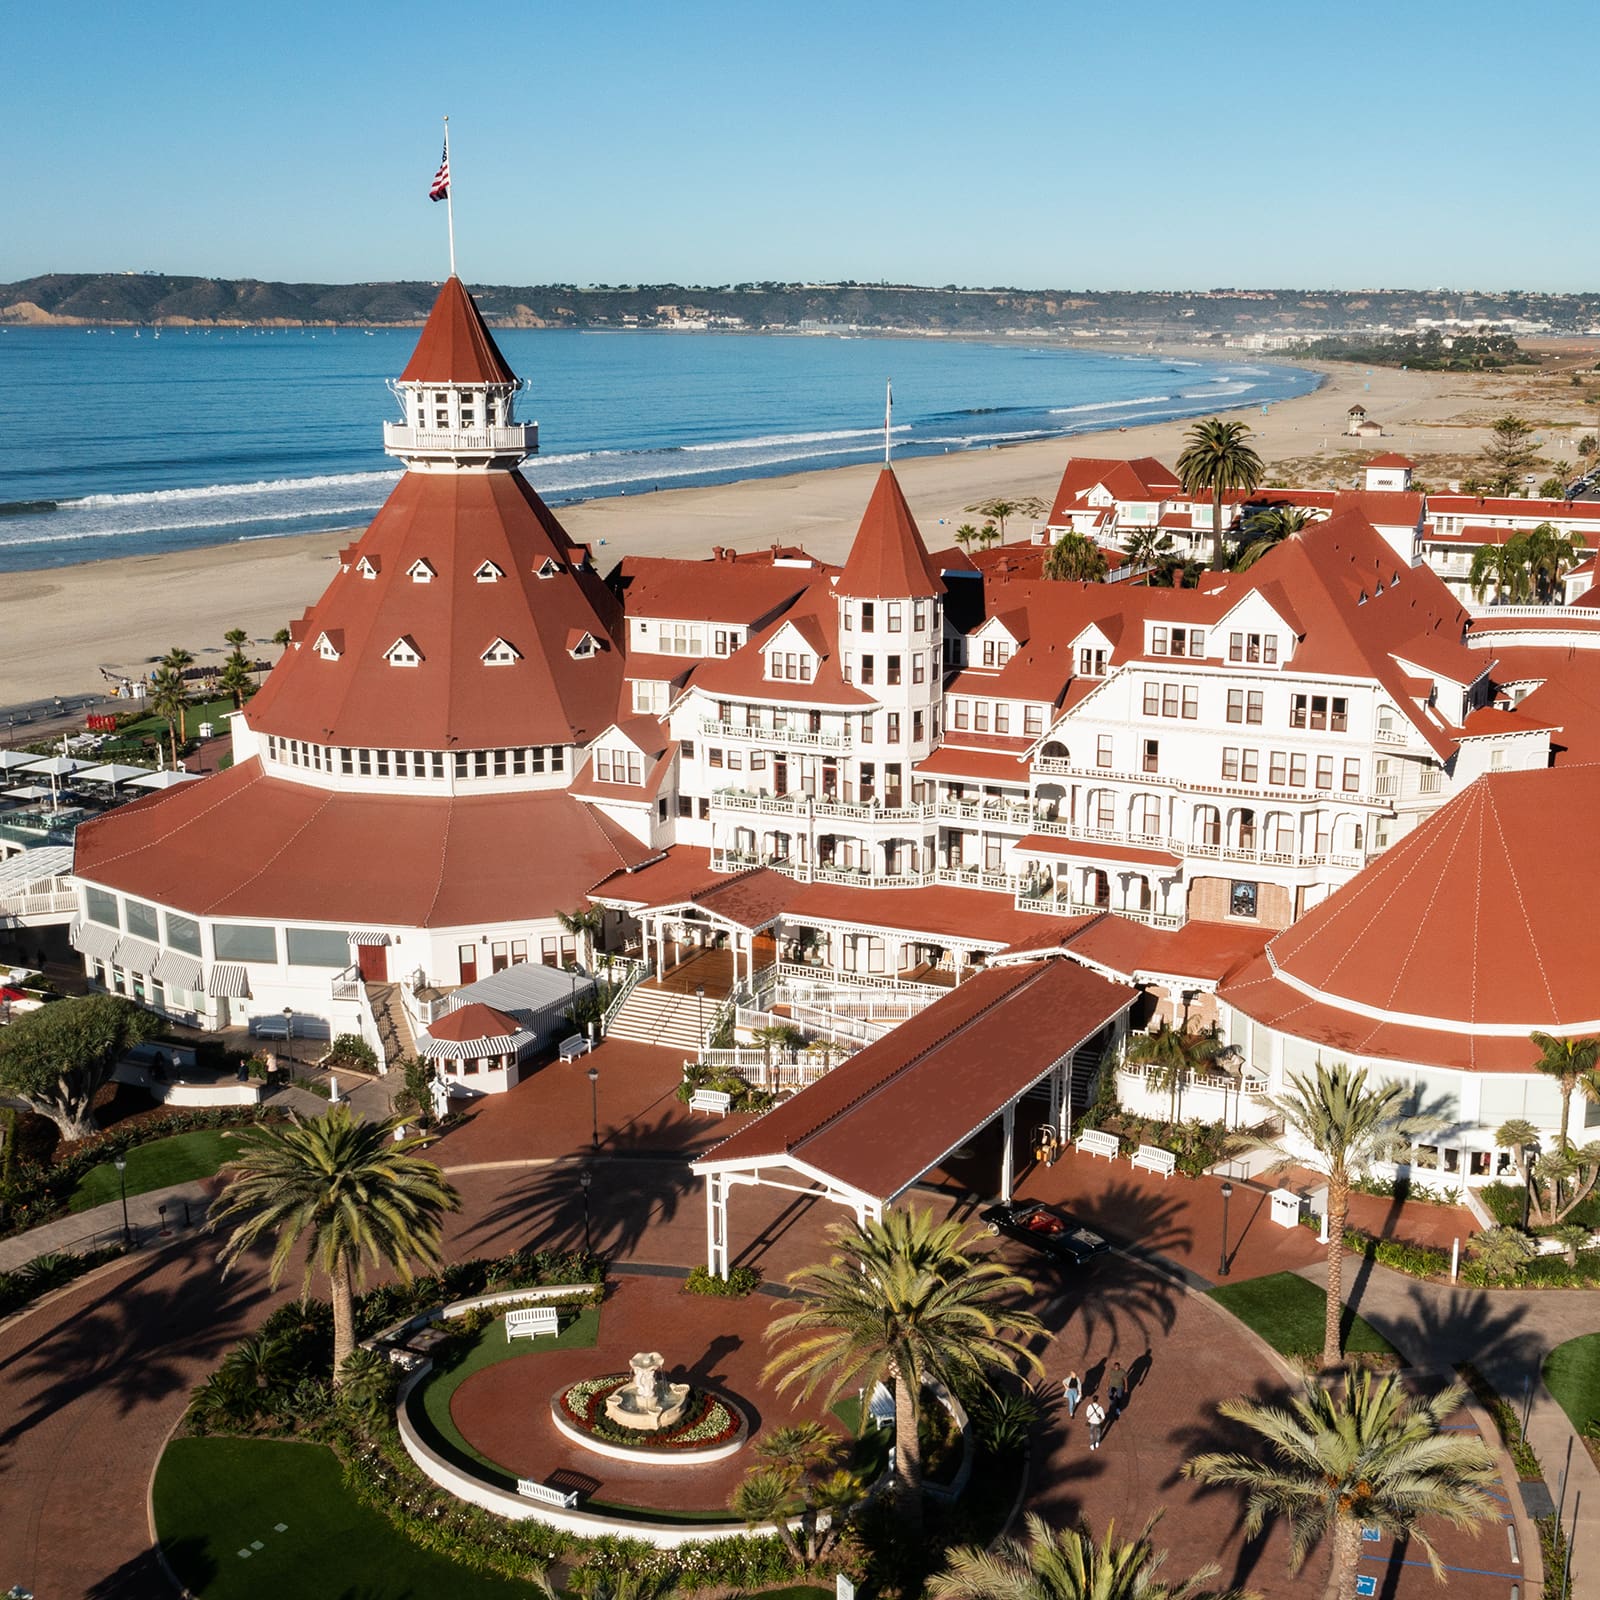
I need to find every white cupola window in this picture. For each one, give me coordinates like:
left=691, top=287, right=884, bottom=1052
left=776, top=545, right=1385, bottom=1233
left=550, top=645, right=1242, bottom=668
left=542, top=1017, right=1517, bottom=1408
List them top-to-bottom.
left=356, top=556, right=380, bottom=580
left=537, top=557, right=565, bottom=579
left=408, top=558, right=436, bottom=584
left=475, top=561, right=504, bottom=583
left=314, top=631, right=343, bottom=662
left=384, top=636, right=423, bottom=667
left=482, top=638, right=521, bottom=666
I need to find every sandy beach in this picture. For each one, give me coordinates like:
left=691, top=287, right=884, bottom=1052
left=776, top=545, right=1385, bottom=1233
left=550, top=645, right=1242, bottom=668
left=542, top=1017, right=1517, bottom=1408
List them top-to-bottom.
left=0, top=354, right=1576, bottom=711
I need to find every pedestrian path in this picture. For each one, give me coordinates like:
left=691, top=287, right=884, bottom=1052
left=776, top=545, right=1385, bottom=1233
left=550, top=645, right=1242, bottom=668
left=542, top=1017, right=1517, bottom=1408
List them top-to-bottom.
left=0, top=1176, right=215, bottom=1272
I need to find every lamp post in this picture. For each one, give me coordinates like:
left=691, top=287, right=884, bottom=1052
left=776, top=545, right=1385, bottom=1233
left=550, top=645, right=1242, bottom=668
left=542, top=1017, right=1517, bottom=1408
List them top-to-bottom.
left=695, top=982, right=706, bottom=1049
left=281, top=1006, right=294, bottom=1079
left=587, top=1064, right=600, bottom=1150
left=1522, top=1143, right=1537, bottom=1228
left=114, top=1155, right=130, bottom=1244
left=579, top=1167, right=593, bottom=1256
left=1218, top=1181, right=1233, bottom=1278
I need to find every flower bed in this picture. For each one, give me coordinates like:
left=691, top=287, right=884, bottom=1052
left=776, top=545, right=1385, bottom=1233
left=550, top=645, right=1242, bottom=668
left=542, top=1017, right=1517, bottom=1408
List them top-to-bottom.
left=556, top=1374, right=743, bottom=1451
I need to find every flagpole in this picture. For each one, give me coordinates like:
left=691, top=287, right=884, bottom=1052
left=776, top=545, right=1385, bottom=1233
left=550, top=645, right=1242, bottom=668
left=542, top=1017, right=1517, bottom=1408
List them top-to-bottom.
left=443, top=116, right=456, bottom=278
left=884, top=379, right=893, bottom=465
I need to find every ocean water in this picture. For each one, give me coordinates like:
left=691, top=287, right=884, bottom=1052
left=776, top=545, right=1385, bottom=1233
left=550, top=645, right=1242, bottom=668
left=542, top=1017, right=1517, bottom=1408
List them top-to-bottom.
left=0, top=325, right=1317, bottom=572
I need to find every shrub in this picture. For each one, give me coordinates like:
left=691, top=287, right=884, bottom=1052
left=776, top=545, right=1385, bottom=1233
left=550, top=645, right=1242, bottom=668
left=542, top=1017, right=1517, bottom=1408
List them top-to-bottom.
left=326, top=1034, right=378, bottom=1073
left=1342, top=1226, right=1451, bottom=1279
left=684, top=1263, right=762, bottom=1298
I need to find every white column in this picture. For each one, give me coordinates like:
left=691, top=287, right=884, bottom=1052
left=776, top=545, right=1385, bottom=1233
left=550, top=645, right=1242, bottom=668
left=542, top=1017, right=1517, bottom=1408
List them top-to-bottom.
left=1000, top=1101, right=1016, bottom=1202
left=706, top=1173, right=729, bottom=1277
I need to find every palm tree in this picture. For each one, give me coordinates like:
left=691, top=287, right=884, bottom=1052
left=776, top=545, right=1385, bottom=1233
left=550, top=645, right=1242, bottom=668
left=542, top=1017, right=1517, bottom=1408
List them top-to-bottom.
left=1175, top=418, right=1264, bottom=567
left=966, top=496, right=1047, bottom=542
left=1233, top=505, right=1313, bottom=571
left=976, top=522, right=1001, bottom=551
left=1524, top=522, right=1585, bottom=602
left=953, top=524, right=983, bottom=555
left=1121, top=528, right=1177, bottom=577
left=1042, top=531, right=1109, bottom=583
left=1467, top=541, right=1520, bottom=604
left=224, top=626, right=250, bottom=652
left=272, top=626, right=293, bottom=653
left=161, top=646, right=196, bottom=739
left=219, top=650, right=254, bottom=710
left=147, top=666, right=188, bottom=766
left=555, top=904, right=605, bottom=969
left=1126, top=1020, right=1224, bottom=1128
left=1529, top=1031, right=1600, bottom=1219
left=1232, top=1061, right=1438, bottom=1368
left=210, top=1106, right=460, bottom=1385
left=763, top=1207, right=1043, bottom=1522
left=1184, top=1371, right=1497, bottom=1597
left=731, top=1420, right=860, bottom=1566
left=932, top=1510, right=1250, bottom=1600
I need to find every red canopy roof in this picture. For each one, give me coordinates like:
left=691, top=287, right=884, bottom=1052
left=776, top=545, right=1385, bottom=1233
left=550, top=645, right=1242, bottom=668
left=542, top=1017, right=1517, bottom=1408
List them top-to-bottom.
left=398, top=277, right=517, bottom=386
left=834, top=469, right=945, bottom=601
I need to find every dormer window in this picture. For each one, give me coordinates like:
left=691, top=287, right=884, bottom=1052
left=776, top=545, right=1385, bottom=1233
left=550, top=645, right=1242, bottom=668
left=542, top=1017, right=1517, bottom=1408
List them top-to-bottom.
left=356, top=556, right=380, bottom=580
left=537, top=557, right=564, bottom=579
left=408, top=559, right=435, bottom=584
left=475, top=561, right=504, bottom=583
left=568, top=630, right=600, bottom=659
left=314, top=631, right=343, bottom=662
left=385, top=636, right=423, bottom=667
left=482, top=638, right=521, bottom=666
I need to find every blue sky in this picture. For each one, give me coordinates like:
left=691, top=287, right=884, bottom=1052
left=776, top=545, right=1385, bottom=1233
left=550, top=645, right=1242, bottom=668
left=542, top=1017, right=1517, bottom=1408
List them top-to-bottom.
left=8, top=0, right=1595, bottom=290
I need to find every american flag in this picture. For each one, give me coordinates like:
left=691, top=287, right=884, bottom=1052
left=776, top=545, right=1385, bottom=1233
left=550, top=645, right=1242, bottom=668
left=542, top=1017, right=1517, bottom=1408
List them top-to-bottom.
left=428, top=143, right=450, bottom=202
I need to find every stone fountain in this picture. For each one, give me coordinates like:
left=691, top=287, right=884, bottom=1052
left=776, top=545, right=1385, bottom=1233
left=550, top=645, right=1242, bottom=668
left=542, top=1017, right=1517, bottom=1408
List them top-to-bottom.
left=603, top=1351, right=691, bottom=1433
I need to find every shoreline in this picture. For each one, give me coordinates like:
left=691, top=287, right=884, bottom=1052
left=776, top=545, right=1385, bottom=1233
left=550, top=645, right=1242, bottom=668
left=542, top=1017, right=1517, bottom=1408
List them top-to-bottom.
left=0, top=357, right=1525, bottom=710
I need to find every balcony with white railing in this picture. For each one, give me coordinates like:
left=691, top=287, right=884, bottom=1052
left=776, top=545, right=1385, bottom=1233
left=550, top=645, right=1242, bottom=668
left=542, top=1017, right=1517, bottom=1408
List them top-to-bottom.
left=382, top=420, right=538, bottom=459
left=700, top=717, right=852, bottom=751
left=933, top=796, right=1035, bottom=826
left=1018, top=824, right=1187, bottom=858
left=1015, top=887, right=1182, bottom=927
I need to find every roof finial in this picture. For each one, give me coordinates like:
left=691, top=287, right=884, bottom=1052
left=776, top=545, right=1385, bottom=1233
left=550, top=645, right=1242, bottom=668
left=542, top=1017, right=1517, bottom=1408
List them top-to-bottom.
left=429, top=116, right=456, bottom=278
left=884, top=378, right=893, bottom=466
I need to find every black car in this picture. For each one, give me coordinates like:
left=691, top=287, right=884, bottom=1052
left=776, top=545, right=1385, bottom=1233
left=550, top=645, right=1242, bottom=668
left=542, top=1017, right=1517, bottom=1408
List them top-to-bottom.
left=980, top=1201, right=1110, bottom=1266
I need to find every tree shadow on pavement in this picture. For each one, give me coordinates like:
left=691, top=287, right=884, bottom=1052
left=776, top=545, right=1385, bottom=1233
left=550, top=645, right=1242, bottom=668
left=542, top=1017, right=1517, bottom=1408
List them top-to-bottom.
left=456, top=1152, right=692, bottom=1262
left=0, top=1240, right=275, bottom=1465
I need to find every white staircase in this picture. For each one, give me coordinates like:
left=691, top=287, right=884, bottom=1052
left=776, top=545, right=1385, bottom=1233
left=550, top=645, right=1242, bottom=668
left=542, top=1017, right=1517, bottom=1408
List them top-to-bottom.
left=603, top=983, right=711, bottom=1052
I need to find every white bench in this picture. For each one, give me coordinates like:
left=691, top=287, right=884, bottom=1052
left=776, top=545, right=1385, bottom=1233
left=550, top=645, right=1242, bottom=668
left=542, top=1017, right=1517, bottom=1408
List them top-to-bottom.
left=558, top=1035, right=590, bottom=1062
left=689, top=1088, right=733, bottom=1116
left=1075, top=1128, right=1120, bottom=1162
left=1131, top=1144, right=1177, bottom=1180
left=506, top=1306, right=561, bottom=1340
left=867, top=1380, right=895, bottom=1430
left=517, top=1477, right=579, bottom=1508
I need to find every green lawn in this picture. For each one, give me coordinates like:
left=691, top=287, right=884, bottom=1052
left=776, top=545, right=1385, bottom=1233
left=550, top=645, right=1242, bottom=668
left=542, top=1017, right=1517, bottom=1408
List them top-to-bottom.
left=119, top=694, right=238, bottom=739
left=69, top=1129, right=242, bottom=1212
left=1209, top=1271, right=1399, bottom=1359
left=1544, top=1332, right=1600, bottom=1438
left=154, top=1436, right=530, bottom=1600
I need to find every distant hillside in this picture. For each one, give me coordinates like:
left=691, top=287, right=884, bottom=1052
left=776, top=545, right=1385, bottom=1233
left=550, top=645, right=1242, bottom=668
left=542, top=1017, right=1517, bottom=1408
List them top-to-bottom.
left=4, top=272, right=1600, bottom=338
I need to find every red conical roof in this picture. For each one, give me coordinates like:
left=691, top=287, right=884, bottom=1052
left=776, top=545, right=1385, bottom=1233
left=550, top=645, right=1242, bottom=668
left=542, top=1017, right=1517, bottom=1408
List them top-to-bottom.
left=398, top=276, right=518, bottom=386
left=834, top=468, right=945, bottom=600
left=244, top=470, right=624, bottom=750
left=1253, top=766, right=1600, bottom=1036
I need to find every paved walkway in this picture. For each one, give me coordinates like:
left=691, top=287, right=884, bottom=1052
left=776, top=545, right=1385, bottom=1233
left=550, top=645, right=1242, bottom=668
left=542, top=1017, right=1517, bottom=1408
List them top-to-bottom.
left=0, top=1179, right=216, bottom=1273
left=1314, top=1254, right=1599, bottom=1591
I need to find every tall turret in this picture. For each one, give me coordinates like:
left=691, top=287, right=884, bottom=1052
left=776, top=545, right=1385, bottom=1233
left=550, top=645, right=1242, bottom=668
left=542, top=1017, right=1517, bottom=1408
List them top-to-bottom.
left=382, top=277, right=538, bottom=470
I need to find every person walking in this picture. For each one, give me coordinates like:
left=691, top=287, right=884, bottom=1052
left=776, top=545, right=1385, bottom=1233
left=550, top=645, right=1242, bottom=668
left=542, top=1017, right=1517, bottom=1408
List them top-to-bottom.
left=1107, top=1360, right=1128, bottom=1418
left=1062, top=1371, right=1082, bottom=1417
left=1085, top=1397, right=1106, bottom=1450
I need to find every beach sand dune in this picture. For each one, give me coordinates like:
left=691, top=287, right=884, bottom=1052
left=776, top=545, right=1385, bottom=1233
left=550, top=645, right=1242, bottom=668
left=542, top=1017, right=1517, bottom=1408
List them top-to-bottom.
left=0, top=358, right=1516, bottom=710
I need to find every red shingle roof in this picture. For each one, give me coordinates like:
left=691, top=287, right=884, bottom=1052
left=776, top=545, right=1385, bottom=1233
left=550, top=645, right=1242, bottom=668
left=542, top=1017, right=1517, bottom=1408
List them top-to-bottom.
left=398, top=277, right=518, bottom=386
left=1365, top=453, right=1415, bottom=470
left=834, top=468, right=945, bottom=600
left=610, top=555, right=822, bottom=626
left=73, top=758, right=655, bottom=928
left=428, top=1003, right=523, bottom=1042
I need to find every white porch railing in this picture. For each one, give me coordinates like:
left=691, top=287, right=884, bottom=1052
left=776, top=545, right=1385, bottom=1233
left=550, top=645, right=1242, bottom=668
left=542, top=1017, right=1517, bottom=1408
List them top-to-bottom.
left=381, top=421, right=537, bottom=455
left=700, top=717, right=852, bottom=751
left=1016, top=890, right=1182, bottom=928
left=599, top=955, right=651, bottom=1037
left=774, top=962, right=948, bottom=994
left=331, top=964, right=362, bottom=1002
left=355, top=979, right=388, bottom=1075
left=736, top=1003, right=888, bottom=1046
left=689, top=1048, right=837, bottom=1092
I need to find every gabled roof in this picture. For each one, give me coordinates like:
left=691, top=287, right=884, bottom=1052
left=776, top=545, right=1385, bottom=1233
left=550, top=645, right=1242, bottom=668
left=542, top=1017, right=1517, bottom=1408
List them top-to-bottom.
left=397, top=276, right=518, bottom=386
left=1365, top=453, right=1415, bottom=469
left=1047, top=456, right=1182, bottom=522
left=833, top=468, right=945, bottom=600
left=244, top=470, right=624, bottom=749
left=610, top=554, right=824, bottom=626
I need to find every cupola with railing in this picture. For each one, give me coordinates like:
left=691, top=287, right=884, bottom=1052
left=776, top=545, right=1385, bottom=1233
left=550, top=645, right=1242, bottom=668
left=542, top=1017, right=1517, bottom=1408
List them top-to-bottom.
left=381, top=276, right=538, bottom=470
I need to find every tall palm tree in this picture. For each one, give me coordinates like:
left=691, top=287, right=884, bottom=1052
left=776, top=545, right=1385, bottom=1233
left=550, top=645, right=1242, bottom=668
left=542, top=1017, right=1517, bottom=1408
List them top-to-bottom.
left=1175, top=418, right=1264, bottom=567
left=966, top=496, right=1047, bottom=542
left=1233, top=505, right=1313, bottom=571
left=1524, top=522, right=1585, bottom=602
left=953, top=524, right=983, bottom=555
left=1121, top=529, right=1178, bottom=577
left=1043, top=531, right=1109, bottom=583
left=1467, top=541, right=1519, bottom=604
left=223, top=626, right=250, bottom=652
left=272, top=626, right=293, bottom=653
left=161, top=646, right=196, bottom=739
left=219, top=650, right=254, bottom=709
left=147, top=665, right=188, bottom=766
left=555, top=904, right=605, bottom=968
left=1126, top=1020, right=1224, bottom=1129
left=1531, top=1031, right=1600, bottom=1157
left=1232, top=1061, right=1438, bottom=1368
left=211, top=1106, right=460, bottom=1385
left=763, top=1207, right=1043, bottom=1522
left=1184, top=1372, right=1497, bottom=1598
left=931, top=1510, right=1250, bottom=1600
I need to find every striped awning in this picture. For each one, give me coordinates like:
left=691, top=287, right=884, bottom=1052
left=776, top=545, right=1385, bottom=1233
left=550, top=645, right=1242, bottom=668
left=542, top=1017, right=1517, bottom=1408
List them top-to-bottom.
left=74, top=922, right=121, bottom=962
left=349, top=930, right=391, bottom=946
left=114, top=937, right=160, bottom=975
left=154, top=949, right=204, bottom=990
left=207, top=963, right=252, bottom=999
left=420, top=1029, right=534, bottom=1062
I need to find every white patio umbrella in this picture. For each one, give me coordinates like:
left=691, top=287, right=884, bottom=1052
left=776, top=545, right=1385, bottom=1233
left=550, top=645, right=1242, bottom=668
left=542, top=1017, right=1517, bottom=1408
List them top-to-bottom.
left=0, top=751, right=41, bottom=772
left=22, top=756, right=92, bottom=777
left=76, top=762, right=152, bottom=785
left=129, top=769, right=204, bottom=789
left=3, top=784, right=54, bottom=800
